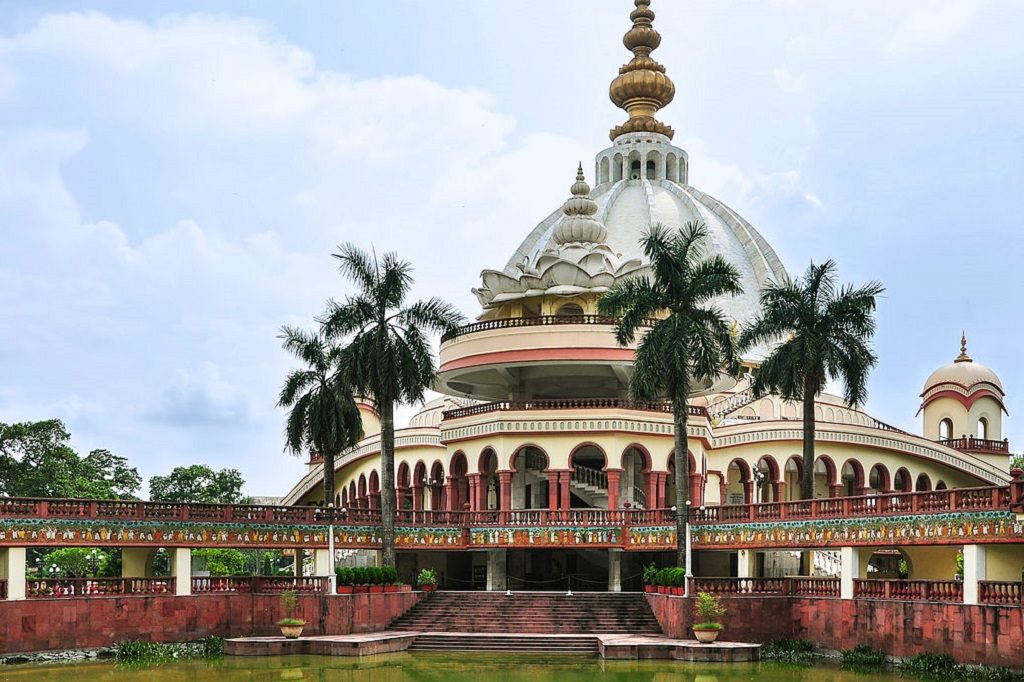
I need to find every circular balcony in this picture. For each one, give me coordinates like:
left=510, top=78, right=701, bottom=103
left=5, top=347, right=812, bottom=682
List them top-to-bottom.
left=436, top=314, right=738, bottom=401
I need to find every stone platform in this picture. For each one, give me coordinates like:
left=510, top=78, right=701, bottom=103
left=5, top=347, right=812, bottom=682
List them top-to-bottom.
left=226, top=631, right=759, bottom=662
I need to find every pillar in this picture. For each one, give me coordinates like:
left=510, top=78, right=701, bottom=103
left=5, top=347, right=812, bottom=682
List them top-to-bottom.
left=606, top=470, right=621, bottom=510
left=548, top=471, right=559, bottom=510
left=498, top=472, right=513, bottom=511
left=559, top=472, right=571, bottom=510
left=646, top=473, right=658, bottom=510
left=467, top=474, right=479, bottom=510
left=477, top=475, right=489, bottom=511
left=442, top=481, right=453, bottom=511
left=772, top=482, right=784, bottom=503
left=829, top=483, right=842, bottom=499
left=413, top=484, right=424, bottom=511
left=963, top=544, right=987, bottom=605
left=839, top=546, right=861, bottom=599
left=0, top=547, right=26, bottom=600
left=121, top=548, right=152, bottom=577
left=170, top=548, right=192, bottom=596
left=313, top=548, right=332, bottom=578
left=486, top=549, right=508, bottom=591
left=608, top=549, right=622, bottom=592
left=736, top=549, right=754, bottom=578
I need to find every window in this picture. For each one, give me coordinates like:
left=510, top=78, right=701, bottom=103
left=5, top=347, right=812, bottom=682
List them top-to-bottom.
left=556, top=303, right=584, bottom=317
left=977, top=417, right=988, bottom=440
left=938, top=418, right=953, bottom=441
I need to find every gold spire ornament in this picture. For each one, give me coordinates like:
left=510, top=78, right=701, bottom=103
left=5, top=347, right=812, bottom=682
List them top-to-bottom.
left=609, top=0, right=676, bottom=140
left=955, top=331, right=972, bottom=363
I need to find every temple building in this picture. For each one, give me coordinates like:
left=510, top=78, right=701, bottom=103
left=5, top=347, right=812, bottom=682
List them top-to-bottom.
left=281, top=0, right=1017, bottom=590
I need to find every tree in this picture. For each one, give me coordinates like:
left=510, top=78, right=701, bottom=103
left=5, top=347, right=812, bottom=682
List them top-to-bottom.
left=598, top=222, right=743, bottom=568
left=321, top=245, right=464, bottom=568
left=740, top=259, right=883, bottom=499
left=278, top=326, right=363, bottom=508
left=0, top=420, right=140, bottom=499
left=149, top=464, right=246, bottom=504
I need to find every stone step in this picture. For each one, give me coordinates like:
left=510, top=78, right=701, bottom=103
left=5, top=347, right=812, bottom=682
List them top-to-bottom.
left=409, top=634, right=598, bottom=653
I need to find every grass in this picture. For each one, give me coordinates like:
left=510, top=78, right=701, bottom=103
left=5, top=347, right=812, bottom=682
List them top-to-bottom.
left=113, top=636, right=223, bottom=665
left=760, top=638, right=816, bottom=665
left=899, top=653, right=1023, bottom=681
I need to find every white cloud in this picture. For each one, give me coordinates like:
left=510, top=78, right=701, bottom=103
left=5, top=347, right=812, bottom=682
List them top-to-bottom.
left=887, top=1, right=984, bottom=54
left=773, top=66, right=804, bottom=94
left=146, top=362, right=252, bottom=428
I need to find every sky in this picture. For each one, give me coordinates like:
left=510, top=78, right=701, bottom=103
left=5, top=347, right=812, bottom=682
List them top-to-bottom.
left=1, top=1, right=1022, bottom=497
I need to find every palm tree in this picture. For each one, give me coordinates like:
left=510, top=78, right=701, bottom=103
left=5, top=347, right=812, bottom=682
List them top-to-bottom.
left=598, top=222, right=743, bottom=568
left=322, top=244, right=465, bottom=568
left=740, top=260, right=883, bottom=500
left=278, top=326, right=363, bottom=508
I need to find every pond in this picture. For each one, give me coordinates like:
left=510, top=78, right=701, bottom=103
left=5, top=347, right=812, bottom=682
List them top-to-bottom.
left=2, top=652, right=907, bottom=681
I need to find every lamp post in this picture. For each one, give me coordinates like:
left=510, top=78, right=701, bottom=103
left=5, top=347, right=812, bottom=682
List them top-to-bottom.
left=678, top=500, right=693, bottom=597
left=327, top=502, right=336, bottom=595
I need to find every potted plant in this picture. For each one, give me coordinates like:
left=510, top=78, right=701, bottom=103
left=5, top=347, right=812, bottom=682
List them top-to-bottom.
left=643, top=564, right=658, bottom=593
left=336, top=566, right=354, bottom=594
left=383, top=566, right=399, bottom=593
left=353, top=567, right=369, bottom=594
left=368, top=567, right=385, bottom=594
left=670, top=567, right=685, bottom=597
left=417, top=568, right=439, bottom=592
left=656, top=568, right=668, bottom=595
left=277, top=590, right=306, bottom=639
left=692, top=591, right=726, bottom=643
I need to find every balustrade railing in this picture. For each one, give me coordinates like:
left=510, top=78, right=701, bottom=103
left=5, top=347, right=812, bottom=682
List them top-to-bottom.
left=440, top=314, right=659, bottom=342
left=442, top=398, right=707, bottom=421
left=940, top=437, right=1010, bottom=454
left=573, top=465, right=608, bottom=490
left=191, top=576, right=328, bottom=594
left=191, top=576, right=255, bottom=593
left=25, top=577, right=174, bottom=598
left=690, top=577, right=788, bottom=595
left=792, top=577, right=840, bottom=597
left=853, top=579, right=963, bottom=602
left=979, top=581, right=1024, bottom=605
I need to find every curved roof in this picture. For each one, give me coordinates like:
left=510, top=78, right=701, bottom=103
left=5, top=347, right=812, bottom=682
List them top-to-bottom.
left=922, top=360, right=1004, bottom=395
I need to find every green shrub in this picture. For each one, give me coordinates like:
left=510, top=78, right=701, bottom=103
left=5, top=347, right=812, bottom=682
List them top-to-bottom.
left=642, top=563, right=658, bottom=586
left=382, top=565, right=399, bottom=584
left=335, top=566, right=352, bottom=585
left=352, top=566, right=366, bottom=585
left=417, top=568, right=439, bottom=586
left=761, top=638, right=815, bottom=664
left=840, top=644, right=887, bottom=670
left=899, top=652, right=1020, bottom=680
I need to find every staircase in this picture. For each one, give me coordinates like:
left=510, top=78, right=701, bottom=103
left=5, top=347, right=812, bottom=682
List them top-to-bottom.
left=570, top=465, right=608, bottom=508
left=390, top=591, right=663, bottom=636
left=408, top=633, right=599, bottom=654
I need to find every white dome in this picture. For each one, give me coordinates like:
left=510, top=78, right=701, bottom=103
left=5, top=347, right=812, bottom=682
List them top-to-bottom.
left=923, top=360, right=1003, bottom=394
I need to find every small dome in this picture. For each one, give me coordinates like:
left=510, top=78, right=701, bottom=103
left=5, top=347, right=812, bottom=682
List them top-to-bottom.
left=921, top=334, right=1004, bottom=395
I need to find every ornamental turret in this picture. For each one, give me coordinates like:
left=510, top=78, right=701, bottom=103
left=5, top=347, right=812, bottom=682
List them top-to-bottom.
left=609, top=0, right=676, bottom=140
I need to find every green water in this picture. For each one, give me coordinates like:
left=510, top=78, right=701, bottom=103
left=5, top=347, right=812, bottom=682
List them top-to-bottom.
left=1, top=652, right=907, bottom=681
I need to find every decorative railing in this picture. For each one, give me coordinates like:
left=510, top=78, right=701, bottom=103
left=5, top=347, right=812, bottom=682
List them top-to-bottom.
left=440, top=314, right=659, bottom=342
left=707, top=387, right=756, bottom=421
left=442, top=398, right=707, bottom=421
left=940, top=437, right=1010, bottom=454
left=573, top=465, right=608, bottom=490
left=0, top=497, right=328, bottom=525
left=191, top=576, right=328, bottom=594
left=25, top=577, right=174, bottom=598
left=690, top=577, right=788, bottom=595
left=792, top=577, right=840, bottom=597
left=853, top=579, right=963, bottom=602
left=979, top=581, right=1024, bottom=605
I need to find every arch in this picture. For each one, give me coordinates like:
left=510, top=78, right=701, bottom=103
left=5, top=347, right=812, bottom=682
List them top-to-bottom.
left=646, top=149, right=662, bottom=180
left=628, top=150, right=642, bottom=180
left=666, top=152, right=679, bottom=182
left=612, top=153, right=623, bottom=182
left=599, top=157, right=610, bottom=185
left=679, top=157, right=688, bottom=184
left=556, top=302, right=584, bottom=317
left=758, top=399, right=776, bottom=420
left=977, top=417, right=988, bottom=440
left=939, top=418, right=953, bottom=441
left=569, top=442, right=607, bottom=471
left=511, top=445, right=550, bottom=510
left=620, top=445, right=651, bottom=509
left=477, top=448, right=499, bottom=511
left=478, top=448, right=498, bottom=474
left=664, top=450, right=702, bottom=509
left=449, top=451, right=469, bottom=512
left=755, top=455, right=781, bottom=503
left=783, top=456, right=804, bottom=501
left=814, top=456, right=838, bottom=498
left=724, top=458, right=752, bottom=505
left=841, top=459, right=865, bottom=496
left=429, top=460, right=446, bottom=511
left=396, top=461, right=412, bottom=511
left=397, top=461, right=410, bottom=487
left=413, top=461, right=428, bottom=511
left=868, top=464, right=890, bottom=493
left=894, top=467, right=912, bottom=493
left=367, top=470, right=381, bottom=510
left=915, top=472, right=932, bottom=492
left=357, top=473, right=367, bottom=499
left=348, top=480, right=357, bottom=507
left=935, top=480, right=948, bottom=490
left=340, top=487, right=348, bottom=507
left=866, top=547, right=910, bottom=579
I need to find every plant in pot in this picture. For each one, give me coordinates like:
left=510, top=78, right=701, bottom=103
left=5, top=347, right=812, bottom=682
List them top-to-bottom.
left=642, top=563, right=658, bottom=593
left=383, top=566, right=399, bottom=593
left=336, top=567, right=354, bottom=594
left=353, top=567, right=369, bottom=593
left=368, top=567, right=385, bottom=594
left=670, top=567, right=685, bottom=597
left=417, top=568, right=439, bottom=592
left=656, top=568, right=669, bottom=595
left=277, top=590, right=306, bottom=639
left=692, top=591, right=726, bottom=643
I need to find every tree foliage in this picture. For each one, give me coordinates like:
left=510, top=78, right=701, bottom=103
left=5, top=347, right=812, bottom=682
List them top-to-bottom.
left=599, top=222, right=742, bottom=567
left=740, top=259, right=883, bottom=499
left=0, top=420, right=140, bottom=499
left=148, top=464, right=246, bottom=504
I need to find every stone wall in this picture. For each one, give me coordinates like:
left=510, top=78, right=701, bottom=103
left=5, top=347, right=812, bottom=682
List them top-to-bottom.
left=0, top=592, right=421, bottom=655
left=647, top=593, right=1024, bottom=669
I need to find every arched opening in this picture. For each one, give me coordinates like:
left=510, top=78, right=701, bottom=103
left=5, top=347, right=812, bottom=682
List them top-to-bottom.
left=628, top=150, right=642, bottom=180
left=666, top=152, right=678, bottom=182
left=612, top=153, right=623, bottom=182
left=599, top=157, right=610, bottom=185
left=679, top=158, right=688, bottom=184
left=645, top=159, right=656, bottom=179
left=556, top=303, right=584, bottom=317
left=977, top=417, right=988, bottom=440
left=939, top=418, right=953, bottom=441
left=569, top=444, right=606, bottom=509
left=511, top=445, right=549, bottom=509
left=620, top=446, right=650, bottom=509
left=478, top=449, right=499, bottom=510
left=664, top=451, right=701, bottom=508
left=449, top=452, right=469, bottom=512
left=755, top=456, right=780, bottom=502
left=783, top=456, right=803, bottom=501
left=813, top=456, right=837, bottom=498
left=724, top=459, right=752, bottom=505
left=841, top=460, right=865, bottom=496
left=413, top=461, right=427, bottom=510
left=429, top=461, right=445, bottom=511
left=397, top=462, right=412, bottom=510
left=869, top=464, right=890, bottom=494
left=894, top=468, right=912, bottom=493
left=368, top=470, right=380, bottom=510
left=915, top=473, right=932, bottom=492
left=357, top=474, right=368, bottom=509
left=935, top=480, right=947, bottom=490
left=348, top=481, right=357, bottom=509
left=341, top=487, right=349, bottom=508
left=866, top=548, right=909, bottom=579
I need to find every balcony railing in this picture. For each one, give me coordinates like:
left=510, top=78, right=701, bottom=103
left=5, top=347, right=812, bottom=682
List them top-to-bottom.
left=441, top=314, right=659, bottom=342
left=442, top=398, right=706, bottom=421
left=939, top=437, right=1010, bottom=454
left=192, top=576, right=328, bottom=594
left=25, top=577, right=174, bottom=598
left=690, top=577, right=788, bottom=595
left=792, top=577, right=840, bottom=597
left=853, top=579, right=963, bottom=602
left=979, top=581, right=1024, bottom=605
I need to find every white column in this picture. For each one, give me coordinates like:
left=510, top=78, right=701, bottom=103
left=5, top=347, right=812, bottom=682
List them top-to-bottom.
left=963, top=544, right=987, bottom=605
left=840, top=546, right=861, bottom=600
left=0, top=548, right=26, bottom=600
left=121, top=548, right=152, bottom=577
left=170, top=548, right=192, bottom=596
left=313, top=548, right=332, bottom=577
left=486, top=549, right=507, bottom=591
left=736, top=549, right=754, bottom=578
left=608, top=550, right=622, bottom=592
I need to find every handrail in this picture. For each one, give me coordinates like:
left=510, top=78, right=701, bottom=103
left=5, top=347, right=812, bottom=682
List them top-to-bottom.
left=440, top=314, right=659, bottom=343
left=707, top=387, right=756, bottom=421
left=442, top=398, right=707, bottom=421
left=940, top=437, right=1010, bottom=454
left=572, top=465, right=608, bottom=490
left=25, top=577, right=174, bottom=598
left=853, top=578, right=963, bottom=603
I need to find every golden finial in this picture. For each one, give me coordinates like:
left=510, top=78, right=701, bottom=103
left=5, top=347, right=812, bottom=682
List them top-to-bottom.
left=608, top=0, right=676, bottom=140
left=955, top=331, right=972, bottom=363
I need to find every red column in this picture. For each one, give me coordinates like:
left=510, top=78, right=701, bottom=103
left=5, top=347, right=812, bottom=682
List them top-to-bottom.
left=606, top=470, right=621, bottom=510
left=498, top=471, right=513, bottom=510
left=548, top=471, right=559, bottom=510
left=559, top=472, right=571, bottom=510
left=656, top=473, right=668, bottom=509
left=691, top=473, right=704, bottom=507
left=646, top=474, right=659, bottom=509
left=478, top=475, right=489, bottom=510
left=443, top=480, right=453, bottom=511
left=743, top=481, right=754, bottom=504
left=772, top=482, right=784, bottom=503
left=829, top=483, right=841, bottom=498
left=413, top=484, right=424, bottom=510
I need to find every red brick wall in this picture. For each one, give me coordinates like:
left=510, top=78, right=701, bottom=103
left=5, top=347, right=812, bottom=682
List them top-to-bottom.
left=0, top=592, right=421, bottom=655
left=647, top=594, right=1024, bottom=669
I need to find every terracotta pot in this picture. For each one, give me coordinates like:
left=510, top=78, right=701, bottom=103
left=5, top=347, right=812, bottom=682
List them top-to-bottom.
left=398, top=584, right=412, bottom=592
left=420, top=584, right=437, bottom=592
left=336, top=585, right=354, bottom=594
left=354, top=585, right=369, bottom=593
left=369, top=585, right=384, bottom=594
left=384, top=585, right=398, bottom=593
left=644, top=585, right=655, bottom=593
left=657, top=586, right=667, bottom=594
left=671, top=587, right=684, bottom=596
left=280, top=623, right=305, bottom=639
left=693, top=628, right=720, bottom=644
